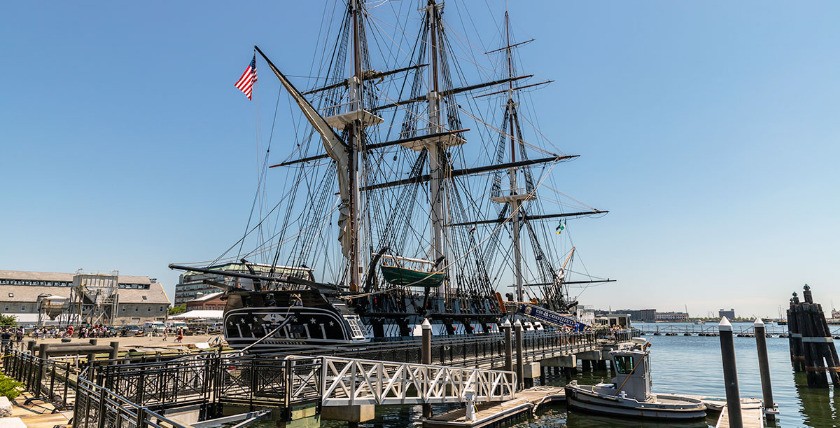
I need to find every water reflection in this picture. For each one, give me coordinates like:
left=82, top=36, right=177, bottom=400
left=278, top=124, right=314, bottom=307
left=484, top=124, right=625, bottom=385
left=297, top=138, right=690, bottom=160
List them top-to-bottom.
left=794, top=372, right=840, bottom=427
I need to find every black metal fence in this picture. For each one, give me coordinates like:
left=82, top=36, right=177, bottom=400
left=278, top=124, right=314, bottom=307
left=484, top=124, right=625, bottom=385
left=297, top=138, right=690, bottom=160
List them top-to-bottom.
left=0, top=329, right=633, bottom=426
left=1, top=351, right=75, bottom=410
left=73, top=375, right=187, bottom=428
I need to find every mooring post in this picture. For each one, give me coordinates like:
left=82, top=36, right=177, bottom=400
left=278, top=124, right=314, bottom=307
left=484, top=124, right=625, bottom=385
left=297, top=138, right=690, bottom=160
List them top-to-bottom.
left=787, top=294, right=804, bottom=372
left=719, top=317, right=743, bottom=428
left=421, top=318, right=432, bottom=418
left=421, top=318, right=432, bottom=365
left=502, top=319, right=512, bottom=372
left=753, top=319, right=776, bottom=422
left=514, top=320, right=524, bottom=391
left=109, top=341, right=119, bottom=364
left=38, top=343, right=48, bottom=361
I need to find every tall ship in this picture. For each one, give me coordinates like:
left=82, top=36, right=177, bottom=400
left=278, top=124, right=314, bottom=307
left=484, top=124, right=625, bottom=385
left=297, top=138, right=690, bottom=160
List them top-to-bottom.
left=171, top=0, right=610, bottom=351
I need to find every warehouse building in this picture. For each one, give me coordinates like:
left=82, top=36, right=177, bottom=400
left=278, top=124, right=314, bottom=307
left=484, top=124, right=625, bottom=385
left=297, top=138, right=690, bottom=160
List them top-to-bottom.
left=0, top=269, right=170, bottom=326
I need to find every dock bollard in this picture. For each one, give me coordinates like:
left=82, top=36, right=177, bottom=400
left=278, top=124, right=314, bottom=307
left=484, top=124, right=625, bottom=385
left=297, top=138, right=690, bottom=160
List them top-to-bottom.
left=719, top=317, right=743, bottom=428
left=421, top=319, right=432, bottom=418
left=502, top=319, right=512, bottom=372
left=753, top=319, right=776, bottom=422
left=514, top=320, right=523, bottom=391
left=464, top=388, right=476, bottom=422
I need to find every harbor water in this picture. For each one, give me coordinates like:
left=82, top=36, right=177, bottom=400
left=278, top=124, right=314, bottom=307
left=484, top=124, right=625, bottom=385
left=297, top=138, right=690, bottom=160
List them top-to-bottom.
left=315, top=322, right=839, bottom=428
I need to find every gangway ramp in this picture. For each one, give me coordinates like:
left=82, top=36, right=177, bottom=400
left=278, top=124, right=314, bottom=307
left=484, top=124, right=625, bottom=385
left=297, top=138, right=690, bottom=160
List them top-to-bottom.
left=284, top=355, right=516, bottom=407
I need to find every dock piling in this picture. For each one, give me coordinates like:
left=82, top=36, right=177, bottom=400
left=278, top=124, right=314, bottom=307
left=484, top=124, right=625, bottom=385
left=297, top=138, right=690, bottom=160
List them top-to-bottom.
left=787, top=285, right=840, bottom=387
left=719, top=317, right=743, bottom=428
left=421, top=318, right=432, bottom=418
left=754, top=318, right=776, bottom=422
left=502, top=319, right=512, bottom=372
left=514, top=320, right=523, bottom=391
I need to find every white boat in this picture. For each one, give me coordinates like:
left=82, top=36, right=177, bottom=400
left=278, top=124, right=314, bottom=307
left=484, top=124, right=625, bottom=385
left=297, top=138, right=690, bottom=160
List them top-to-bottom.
left=565, top=339, right=707, bottom=420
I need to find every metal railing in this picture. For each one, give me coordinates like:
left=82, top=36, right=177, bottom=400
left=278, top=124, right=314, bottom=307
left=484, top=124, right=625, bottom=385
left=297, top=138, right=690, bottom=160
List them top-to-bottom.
left=0, top=329, right=631, bottom=426
left=303, top=330, right=601, bottom=369
left=2, top=350, right=75, bottom=410
left=97, top=355, right=215, bottom=413
left=317, top=355, right=515, bottom=406
left=73, top=376, right=187, bottom=428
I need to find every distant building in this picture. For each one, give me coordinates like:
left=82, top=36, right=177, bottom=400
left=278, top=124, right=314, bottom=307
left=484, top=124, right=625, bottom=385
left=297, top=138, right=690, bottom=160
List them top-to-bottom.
left=174, top=262, right=314, bottom=304
left=0, top=269, right=170, bottom=326
left=185, top=292, right=225, bottom=311
left=719, top=308, right=736, bottom=320
left=616, top=309, right=656, bottom=323
left=655, top=311, right=689, bottom=322
left=596, top=313, right=631, bottom=328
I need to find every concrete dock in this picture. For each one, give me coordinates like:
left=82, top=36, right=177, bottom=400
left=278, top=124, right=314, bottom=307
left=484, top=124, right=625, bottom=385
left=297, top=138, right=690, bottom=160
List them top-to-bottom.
left=423, top=386, right=565, bottom=428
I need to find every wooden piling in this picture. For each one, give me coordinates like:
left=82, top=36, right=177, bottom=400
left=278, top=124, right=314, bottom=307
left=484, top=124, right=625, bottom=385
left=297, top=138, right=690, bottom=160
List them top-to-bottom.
left=789, top=285, right=840, bottom=388
left=787, top=293, right=805, bottom=372
left=719, top=317, right=743, bottom=428
left=754, top=319, right=775, bottom=422
left=501, top=320, right=512, bottom=372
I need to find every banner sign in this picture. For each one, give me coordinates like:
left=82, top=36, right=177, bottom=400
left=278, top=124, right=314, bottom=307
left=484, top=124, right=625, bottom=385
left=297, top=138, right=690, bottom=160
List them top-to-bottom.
left=517, top=304, right=585, bottom=327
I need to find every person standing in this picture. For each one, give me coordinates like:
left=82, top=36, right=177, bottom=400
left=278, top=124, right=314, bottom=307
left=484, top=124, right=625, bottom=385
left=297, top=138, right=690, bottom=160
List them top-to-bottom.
left=176, top=327, right=183, bottom=343
left=0, top=329, right=11, bottom=353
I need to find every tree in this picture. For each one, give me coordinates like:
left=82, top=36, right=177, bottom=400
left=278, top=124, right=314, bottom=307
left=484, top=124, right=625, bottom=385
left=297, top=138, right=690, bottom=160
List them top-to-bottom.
left=168, top=304, right=187, bottom=316
left=0, top=314, right=17, bottom=327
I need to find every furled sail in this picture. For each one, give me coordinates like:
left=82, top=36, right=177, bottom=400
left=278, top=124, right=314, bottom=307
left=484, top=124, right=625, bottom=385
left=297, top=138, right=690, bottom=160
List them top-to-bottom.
left=255, top=46, right=353, bottom=257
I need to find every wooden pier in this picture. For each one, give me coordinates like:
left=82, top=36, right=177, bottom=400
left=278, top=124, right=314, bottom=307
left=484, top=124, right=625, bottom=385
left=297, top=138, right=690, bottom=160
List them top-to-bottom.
left=423, top=386, right=565, bottom=428
left=715, top=398, right=764, bottom=428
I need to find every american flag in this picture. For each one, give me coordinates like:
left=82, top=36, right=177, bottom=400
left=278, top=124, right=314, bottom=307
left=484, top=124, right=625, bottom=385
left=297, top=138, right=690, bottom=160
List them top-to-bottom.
left=234, top=55, right=258, bottom=100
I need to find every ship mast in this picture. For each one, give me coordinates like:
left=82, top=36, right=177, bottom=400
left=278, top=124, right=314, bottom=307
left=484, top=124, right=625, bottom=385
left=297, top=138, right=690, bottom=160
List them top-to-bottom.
left=347, top=0, right=364, bottom=293
left=426, top=0, right=449, bottom=300
left=490, top=10, right=534, bottom=303
left=505, top=11, right=524, bottom=303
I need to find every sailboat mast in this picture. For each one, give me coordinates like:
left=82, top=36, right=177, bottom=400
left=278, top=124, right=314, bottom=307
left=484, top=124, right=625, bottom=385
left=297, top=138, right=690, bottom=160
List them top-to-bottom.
left=347, top=0, right=365, bottom=292
left=427, top=0, right=448, bottom=299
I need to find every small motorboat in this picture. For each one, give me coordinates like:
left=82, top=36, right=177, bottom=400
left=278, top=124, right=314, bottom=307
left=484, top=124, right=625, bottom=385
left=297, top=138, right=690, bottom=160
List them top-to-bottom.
left=565, top=339, right=707, bottom=420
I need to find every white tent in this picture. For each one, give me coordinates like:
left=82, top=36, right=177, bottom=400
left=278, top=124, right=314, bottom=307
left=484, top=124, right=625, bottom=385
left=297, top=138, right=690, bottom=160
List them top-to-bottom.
left=169, top=310, right=223, bottom=321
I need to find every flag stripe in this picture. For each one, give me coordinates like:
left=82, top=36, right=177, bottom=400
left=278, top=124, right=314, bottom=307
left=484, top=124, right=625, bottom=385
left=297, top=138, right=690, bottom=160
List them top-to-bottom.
left=234, top=56, right=258, bottom=100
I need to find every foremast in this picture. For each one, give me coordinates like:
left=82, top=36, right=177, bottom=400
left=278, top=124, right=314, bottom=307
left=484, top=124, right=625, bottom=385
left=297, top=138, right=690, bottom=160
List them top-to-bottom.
left=254, top=0, right=381, bottom=294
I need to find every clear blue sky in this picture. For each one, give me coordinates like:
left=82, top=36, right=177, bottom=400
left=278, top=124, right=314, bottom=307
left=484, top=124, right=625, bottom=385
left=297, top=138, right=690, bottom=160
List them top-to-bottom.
left=2, top=1, right=838, bottom=318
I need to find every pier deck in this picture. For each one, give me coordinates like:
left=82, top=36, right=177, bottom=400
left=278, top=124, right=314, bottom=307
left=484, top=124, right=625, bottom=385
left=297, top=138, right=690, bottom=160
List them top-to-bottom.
left=423, top=386, right=565, bottom=428
left=715, top=398, right=764, bottom=428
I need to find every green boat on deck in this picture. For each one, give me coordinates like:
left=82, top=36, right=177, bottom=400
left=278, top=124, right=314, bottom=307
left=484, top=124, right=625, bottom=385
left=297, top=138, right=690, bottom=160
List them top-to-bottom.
left=380, top=265, right=445, bottom=288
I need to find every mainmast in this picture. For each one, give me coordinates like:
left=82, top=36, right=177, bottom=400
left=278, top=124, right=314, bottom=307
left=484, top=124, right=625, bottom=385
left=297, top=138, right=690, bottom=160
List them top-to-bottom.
left=347, top=0, right=364, bottom=293
left=426, top=0, right=449, bottom=299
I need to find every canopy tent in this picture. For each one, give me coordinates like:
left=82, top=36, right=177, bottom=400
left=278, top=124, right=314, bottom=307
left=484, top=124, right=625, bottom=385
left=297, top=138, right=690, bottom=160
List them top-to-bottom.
left=168, top=310, right=223, bottom=321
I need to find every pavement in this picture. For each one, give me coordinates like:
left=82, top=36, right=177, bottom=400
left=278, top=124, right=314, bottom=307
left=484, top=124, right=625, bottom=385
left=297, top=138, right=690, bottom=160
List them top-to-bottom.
left=8, top=333, right=225, bottom=352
